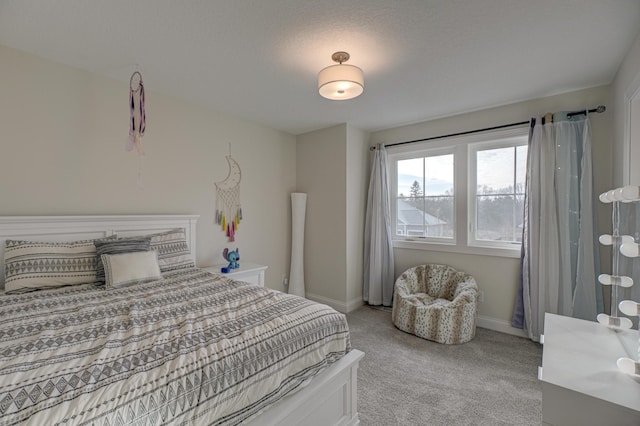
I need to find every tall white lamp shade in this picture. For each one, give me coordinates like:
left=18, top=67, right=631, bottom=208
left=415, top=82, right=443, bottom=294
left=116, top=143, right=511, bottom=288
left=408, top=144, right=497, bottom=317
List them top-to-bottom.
left=288, top=193, right=307, bottom=297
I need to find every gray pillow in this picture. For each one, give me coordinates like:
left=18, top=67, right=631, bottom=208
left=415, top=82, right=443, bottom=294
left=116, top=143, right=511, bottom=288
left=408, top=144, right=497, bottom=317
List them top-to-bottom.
left=149, top=229, right=195, bottom=272
left=94, top=236, right=151, bottom=284
left=4, top=237, right=114, bottom=294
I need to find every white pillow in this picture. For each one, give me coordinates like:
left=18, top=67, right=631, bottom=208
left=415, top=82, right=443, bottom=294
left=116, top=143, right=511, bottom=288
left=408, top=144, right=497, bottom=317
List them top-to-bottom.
left=101, top=251, right=162, bottom=289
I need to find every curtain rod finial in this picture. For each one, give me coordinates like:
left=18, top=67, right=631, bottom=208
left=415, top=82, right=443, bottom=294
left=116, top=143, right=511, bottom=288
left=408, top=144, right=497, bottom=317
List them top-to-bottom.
left=596, top=105, right=606, bottom=113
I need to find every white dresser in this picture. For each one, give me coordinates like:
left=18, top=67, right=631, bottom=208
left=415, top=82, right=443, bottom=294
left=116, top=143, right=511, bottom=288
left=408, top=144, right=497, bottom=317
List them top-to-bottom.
left=203, top=263, right=268, bottom=287
left=539, top=313, right=640, bottom=425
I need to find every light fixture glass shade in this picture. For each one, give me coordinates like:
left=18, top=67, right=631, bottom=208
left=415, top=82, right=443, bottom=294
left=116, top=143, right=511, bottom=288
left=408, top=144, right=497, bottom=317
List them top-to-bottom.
left=318, top=64, right=364, bottom=100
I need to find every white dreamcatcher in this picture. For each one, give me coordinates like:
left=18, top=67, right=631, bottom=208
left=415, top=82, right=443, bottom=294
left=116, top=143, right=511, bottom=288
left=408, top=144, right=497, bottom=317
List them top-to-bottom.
left=215, top=149, right=242, bottom=242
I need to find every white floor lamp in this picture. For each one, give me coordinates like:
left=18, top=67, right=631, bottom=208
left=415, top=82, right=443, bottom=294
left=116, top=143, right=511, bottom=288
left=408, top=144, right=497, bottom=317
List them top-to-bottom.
left=289, top=193, right=307, bottom=297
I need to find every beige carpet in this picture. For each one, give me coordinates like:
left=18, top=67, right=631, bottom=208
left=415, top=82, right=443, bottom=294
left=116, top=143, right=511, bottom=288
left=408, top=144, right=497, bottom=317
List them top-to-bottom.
left=346, top=306, right=542, bottom=426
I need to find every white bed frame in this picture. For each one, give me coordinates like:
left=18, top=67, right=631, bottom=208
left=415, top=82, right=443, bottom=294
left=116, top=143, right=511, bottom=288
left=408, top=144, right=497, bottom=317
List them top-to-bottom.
left=0, top=215, right=364, bottom=426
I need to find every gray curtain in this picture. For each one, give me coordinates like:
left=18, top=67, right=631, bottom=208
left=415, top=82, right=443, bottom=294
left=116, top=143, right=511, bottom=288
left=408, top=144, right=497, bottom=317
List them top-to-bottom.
left=514, top=113, right=602, bottom=342
left=363, top=145, right=395, bottom=306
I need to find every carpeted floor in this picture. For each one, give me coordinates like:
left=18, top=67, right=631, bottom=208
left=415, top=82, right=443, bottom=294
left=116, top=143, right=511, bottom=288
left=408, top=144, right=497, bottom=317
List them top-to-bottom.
left=346, top=306, right=542, bottom=426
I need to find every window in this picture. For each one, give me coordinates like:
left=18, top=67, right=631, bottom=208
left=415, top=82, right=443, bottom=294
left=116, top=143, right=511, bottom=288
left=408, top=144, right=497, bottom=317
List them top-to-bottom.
left=388, top=127, right=528, bottom=257
left=469, top=138, right=528, bottom=249
left=396, top=153, right=454, bottom=239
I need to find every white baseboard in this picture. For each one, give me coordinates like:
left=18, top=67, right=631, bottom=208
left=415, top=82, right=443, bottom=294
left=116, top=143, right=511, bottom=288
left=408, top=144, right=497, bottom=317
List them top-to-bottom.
left=306, top=292, right=345, bottom=312
left=306, top=293, right=364, bottom=314
left=305, top=294, right=526, bottom=339
left=347, top=296, right=365, bottom=313
left=477, top=315, right=528, bottom=338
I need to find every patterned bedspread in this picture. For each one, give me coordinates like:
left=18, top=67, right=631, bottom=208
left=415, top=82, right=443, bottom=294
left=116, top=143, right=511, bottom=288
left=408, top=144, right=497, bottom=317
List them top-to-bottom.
left=0, top=268, right=351, bottom=425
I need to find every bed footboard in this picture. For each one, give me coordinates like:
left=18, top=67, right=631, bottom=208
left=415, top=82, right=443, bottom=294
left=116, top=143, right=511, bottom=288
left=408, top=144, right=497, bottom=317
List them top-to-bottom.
left=247, top=349, right=365, bottom=426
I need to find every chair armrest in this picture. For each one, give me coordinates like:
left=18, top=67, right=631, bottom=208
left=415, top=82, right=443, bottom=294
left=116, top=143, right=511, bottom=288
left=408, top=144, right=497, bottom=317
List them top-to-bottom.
left=395, top=270, right=423, bottom=295
left=451, top=277, right=478, bottom=304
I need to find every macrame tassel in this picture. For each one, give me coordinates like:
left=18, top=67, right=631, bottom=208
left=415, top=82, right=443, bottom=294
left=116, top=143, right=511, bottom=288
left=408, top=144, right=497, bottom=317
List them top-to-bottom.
left=130, top=132, right=144, bottom=155
left=221, top=215, right=227, bottom=231
left=227, top=222, right=235, bottom=242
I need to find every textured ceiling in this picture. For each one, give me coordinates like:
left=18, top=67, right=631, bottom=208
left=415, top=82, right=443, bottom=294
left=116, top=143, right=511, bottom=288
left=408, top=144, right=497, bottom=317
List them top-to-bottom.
left=1, top=0, right=639, bottom=135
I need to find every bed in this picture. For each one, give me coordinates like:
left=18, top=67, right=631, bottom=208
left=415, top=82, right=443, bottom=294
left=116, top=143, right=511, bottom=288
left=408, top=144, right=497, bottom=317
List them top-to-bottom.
left=0, top=215, right=364, bottom=425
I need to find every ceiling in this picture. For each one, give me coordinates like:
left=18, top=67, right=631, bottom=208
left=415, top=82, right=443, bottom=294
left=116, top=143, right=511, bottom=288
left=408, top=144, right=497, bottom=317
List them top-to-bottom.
left=1, top=1, right=639, bottom=135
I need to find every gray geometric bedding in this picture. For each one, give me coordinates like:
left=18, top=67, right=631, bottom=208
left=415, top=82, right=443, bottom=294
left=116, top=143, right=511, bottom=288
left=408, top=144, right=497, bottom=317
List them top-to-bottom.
left=0, top=268, right=351, bottom=425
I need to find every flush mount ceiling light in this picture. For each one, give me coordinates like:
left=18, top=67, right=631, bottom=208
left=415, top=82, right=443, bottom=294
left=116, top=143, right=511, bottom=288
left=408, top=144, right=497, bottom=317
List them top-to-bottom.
left=318, top=51, right=364, bottom=100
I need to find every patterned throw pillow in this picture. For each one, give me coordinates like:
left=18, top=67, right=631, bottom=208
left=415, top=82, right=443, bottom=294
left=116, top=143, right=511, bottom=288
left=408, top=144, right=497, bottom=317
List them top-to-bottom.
left=150, top=229, right=195, bottom=272
left=94, top=236, right=151, bottom=285
left=4, top=237, right=114, bottom=294
left=102, top=251, right=162, bottom=289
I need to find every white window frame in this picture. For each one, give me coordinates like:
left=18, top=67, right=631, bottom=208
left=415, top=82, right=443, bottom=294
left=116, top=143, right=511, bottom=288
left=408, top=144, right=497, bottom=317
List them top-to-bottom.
left=387, top=126, right=528, bottom=258
left=389, top=145, right=457, bottom=245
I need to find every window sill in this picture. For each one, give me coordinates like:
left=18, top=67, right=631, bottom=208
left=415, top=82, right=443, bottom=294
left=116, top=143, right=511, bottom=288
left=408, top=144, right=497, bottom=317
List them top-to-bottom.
left=393, top=239, right=522, bottom=259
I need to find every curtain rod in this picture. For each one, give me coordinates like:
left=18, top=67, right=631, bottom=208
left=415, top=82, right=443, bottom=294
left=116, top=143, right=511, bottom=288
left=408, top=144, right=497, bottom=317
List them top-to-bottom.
left=370, top=105, right=606, bottom=151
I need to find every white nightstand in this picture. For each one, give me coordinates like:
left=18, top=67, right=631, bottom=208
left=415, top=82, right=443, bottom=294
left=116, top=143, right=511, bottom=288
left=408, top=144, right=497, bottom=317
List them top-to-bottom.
left=203, top=263, right=268, bottom=287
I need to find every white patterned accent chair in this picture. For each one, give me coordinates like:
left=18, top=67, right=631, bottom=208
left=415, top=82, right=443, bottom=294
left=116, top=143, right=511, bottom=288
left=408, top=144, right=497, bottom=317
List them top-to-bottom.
left=392, top=264, right=479, bottom=344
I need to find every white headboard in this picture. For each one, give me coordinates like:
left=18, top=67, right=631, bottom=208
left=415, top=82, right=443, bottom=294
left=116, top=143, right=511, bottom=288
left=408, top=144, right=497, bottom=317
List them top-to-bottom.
left=0, top=215, right=199, bottom=289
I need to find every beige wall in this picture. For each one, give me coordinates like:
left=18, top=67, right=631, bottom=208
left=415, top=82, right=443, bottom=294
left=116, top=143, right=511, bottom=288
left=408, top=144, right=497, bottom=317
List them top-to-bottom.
left=613, top=31, right=640, bottom=187
left=0, top=44, right=297, bottom=290
left=370, top=86, right=612, bottom=331
left=296, top=123, right=368, bottom=312
left=296, top=124, right=348, bottom=304
left=345, top=124, right=369, bottom=309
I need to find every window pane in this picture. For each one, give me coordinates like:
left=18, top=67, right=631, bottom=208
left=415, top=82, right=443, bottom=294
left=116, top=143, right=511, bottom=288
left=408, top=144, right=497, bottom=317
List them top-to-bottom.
left=473, top=140, right=526, bottom=246
left=516, top=145, right=527, bottom=192
left=477, top=147, right=515, bottom=195
left=396, top=153, right=454, bottom=240
left=424, top=154, right=454, bottom=196
left=397, top=158, right=423, bottom=197
left=477, top=195, right=518, bottom=242
left=514, top=195, right=524, bottom=242
left=396, top=196, right=454, bottom=238
left=397, top=196, right=425, bottom=236
left=424, top=196, right=454, bottom=237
